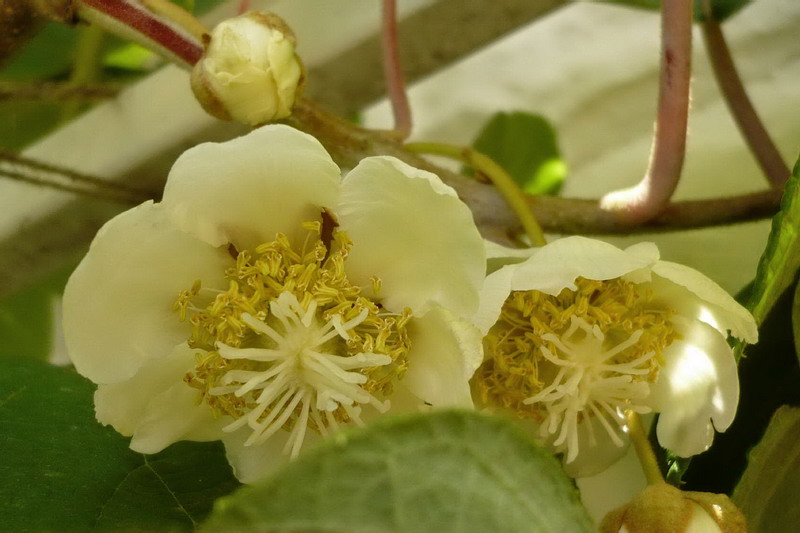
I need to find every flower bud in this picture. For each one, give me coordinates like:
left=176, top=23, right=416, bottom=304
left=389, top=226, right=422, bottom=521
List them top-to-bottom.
left=191, top=12, right=304, bottom=126
left=600, top=483, right=746, bottom=533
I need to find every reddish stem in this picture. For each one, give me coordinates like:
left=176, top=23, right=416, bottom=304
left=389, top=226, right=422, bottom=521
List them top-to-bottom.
left=80, top=0, right=203, bottom=66
left=238, top=0, right=251, bottom=15
left=382, top=0, right=412, bottom=139
left=601, top=0, right=693, bottom=224
left=702, top=9, right=790, bottom=189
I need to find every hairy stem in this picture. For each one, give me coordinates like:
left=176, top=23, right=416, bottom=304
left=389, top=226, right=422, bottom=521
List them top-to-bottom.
left=76, top=0, right=205, bottom=67
left=382, top=0, right=412, bottom=139
left=600, top=0, right=693, bottom=224
left=701, top=3, right=790, bottom=189
left=62, top=24, right=106, bottom=121
left=627, top=412, right=665, bottom=486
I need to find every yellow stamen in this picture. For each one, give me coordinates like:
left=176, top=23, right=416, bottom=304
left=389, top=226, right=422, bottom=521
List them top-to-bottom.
left=176, top=218, right=411, bottom=453
left=473, top=277, right=678, bottom=461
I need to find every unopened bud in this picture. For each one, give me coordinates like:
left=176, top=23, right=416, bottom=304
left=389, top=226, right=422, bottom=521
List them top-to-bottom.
left=191, top=12, right=304, bottom=126
left=600, top=483, right=746, bottom=533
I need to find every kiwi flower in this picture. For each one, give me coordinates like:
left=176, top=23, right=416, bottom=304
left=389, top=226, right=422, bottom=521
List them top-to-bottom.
left=191, top=12, right=304, bottom=126
left=63, top=125, right=485, bottom=483
left=472, top=237, right=757, bottom=476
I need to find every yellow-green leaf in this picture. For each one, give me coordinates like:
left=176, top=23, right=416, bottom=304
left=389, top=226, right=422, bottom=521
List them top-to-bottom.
left=733, top=406, right=800, bottom=531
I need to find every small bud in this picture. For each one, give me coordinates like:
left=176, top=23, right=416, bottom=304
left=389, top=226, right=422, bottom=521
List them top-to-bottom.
left=191, top=12, right=304, bottom=126
left=600, top=483, right=746, bottom=533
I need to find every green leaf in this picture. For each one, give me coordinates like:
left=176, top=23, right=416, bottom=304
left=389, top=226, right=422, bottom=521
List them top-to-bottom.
left=171, top=0, right=196, bottom=11
left=194, top=0, right=229, bottom=15
left=591, top=0, right=751, bottom=22
left=1, top=23, right=77, bottom=81
left=104, top=43, right=158, bottom=71
left=0, top=100, right=63, bottom=150
left=470, top=111, right=566, bottom=196
left=747, top=157, right=800, bottom=328
left=0, top=265, right=73, bottom=360
left=0, top=281, right=54, bottom=360
left=793, top=281, right=800, bottom=365
left=0, top=357, right=240, bottom=532
left=733, top=406, right=800, bottom=531
left=205, top=410, right=593, bottom=533
left=93, top=442, right=241, bottom=532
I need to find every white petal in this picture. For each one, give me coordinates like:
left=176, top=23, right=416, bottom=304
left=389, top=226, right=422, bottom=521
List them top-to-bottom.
left=162, top=125, right=341, bottom=250
left=337, top=156, right=485, bottom=318
left=63, top=201, right=230, bottom=384
left=509, top=236, right=658, bottom=295
left=484, top=239, right=537, bottom=274
left=484, top=239, right=537, bottom=260
left=623, top=241, right=660, bottom=263
left=619, top=243, right=659, bottom=284
left=651, top=261, right=758, bottom=343
left=472, top=265, right=515, bottom=336
left=402, top=306, right=483, bottom=408
left=649, top=318, right=740, bottom=457
left=95, top=343, right=197, bottom=436
left=125, top=345, right=225, bottom=454
left=129, top=378, right=224, bottom=454
left=382, top=380, right=430, bottom=414
left=510, top=415, right=631, bottom=478
left=561, top=418, right=631, bottom=478
left=222, top=426, right=320, bottom=484
left=575, top=446, right=648, bottom=523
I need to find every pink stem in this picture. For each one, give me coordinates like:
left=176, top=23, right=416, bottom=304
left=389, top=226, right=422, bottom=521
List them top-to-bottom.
left=79, top=0, right=203, bottom=66
left=238, top=0, right=251, bottom=15
left=382, top=0, right=412, bottom=138
left=601, top=0, right=693, bottom=224
left=702, top=7, right=790, bottom=189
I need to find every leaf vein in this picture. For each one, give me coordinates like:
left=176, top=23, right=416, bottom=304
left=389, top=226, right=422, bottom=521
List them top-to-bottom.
left=0, top=385, right=28, bottom=408
left=143, top=454, right=199, bottom=530
left=91, top=459, right=145, bottom=530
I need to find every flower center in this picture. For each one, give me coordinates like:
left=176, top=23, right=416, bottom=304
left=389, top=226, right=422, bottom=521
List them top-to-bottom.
left=175, top=217, right=411, bottom=456
left=473, top=277, right=677, bottom=462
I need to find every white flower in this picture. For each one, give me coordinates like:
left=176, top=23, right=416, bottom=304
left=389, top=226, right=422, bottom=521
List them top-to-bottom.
left=191, top=12, right=303, bottom=125
left=63, top=125, right=486, bottom=483
left=472, top=236, right=757, bottom=476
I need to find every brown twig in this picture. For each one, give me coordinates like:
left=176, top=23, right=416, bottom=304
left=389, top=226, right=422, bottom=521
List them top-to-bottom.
left=7, top=0, right=783, bottom=241
left=600, top=0, right=693, bottom=224
left=701, top=1, right=790, bottom=189
left=0, top=81, right=120, bottom=102
left=287, top=99, right=781, bottom=242
left=0, top=149, right=154, bottom=202
left=0, top=168, right=148, bottom=204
